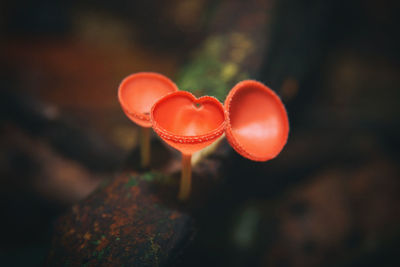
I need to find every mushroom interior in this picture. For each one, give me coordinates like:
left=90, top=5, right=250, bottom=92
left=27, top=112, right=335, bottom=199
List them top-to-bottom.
left=120, top=74, right=177, bottom=115
left=228, top=83, right=288, bottom=159
left=153, top=93, right=225, bottom=136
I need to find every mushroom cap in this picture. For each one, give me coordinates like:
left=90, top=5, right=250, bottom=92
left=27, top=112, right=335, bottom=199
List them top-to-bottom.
left=118, top=72, right=178, bottom=127
left=224, top=80, right=289, bottom=161
left=151, top=91, right=226, bottom=155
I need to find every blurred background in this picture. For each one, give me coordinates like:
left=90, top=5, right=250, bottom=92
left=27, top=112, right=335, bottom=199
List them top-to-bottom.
left=1, top=0, right=399, bottom=266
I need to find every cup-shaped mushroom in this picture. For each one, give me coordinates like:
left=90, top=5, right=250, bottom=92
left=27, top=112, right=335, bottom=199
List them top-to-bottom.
left=118, top=72, right=178, bottom=127
left=118, top=72, right=178, bottom=168
left=224, top=80, right=289, bottom=161
left=151, top=91, right=226, bottom=156
left=151, top=91, right=225, bottom=200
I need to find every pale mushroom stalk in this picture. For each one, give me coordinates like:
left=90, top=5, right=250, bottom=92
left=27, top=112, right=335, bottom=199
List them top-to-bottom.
left=118, top=72, right=178, bottom=169
left=151, top=91, right=226, bottom=201
left=140, top=127, right=151, bottom=168
left=178, top=154, right=192, bottom=201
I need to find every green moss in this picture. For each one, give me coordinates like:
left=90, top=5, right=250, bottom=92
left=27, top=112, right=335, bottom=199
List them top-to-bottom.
left=176, top=33, right=254, bottom=102
left=177, top=57, right=228, bottom=101
left=140, top=171, right=169, bottom=184
left=141, top=172, right=156, bottom=182
left=125, top=176, right=138, bottom=188
left=143, top=236, right=161, bottom=266
left=91, top=240, right=101, bottom=246
left=97, top=249, right=104, bottom=260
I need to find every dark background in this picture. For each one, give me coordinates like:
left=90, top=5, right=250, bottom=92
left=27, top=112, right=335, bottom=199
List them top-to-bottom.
left=1, top=0, right=399, bottom=266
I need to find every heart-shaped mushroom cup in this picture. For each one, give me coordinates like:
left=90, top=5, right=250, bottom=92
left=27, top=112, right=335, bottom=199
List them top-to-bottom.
left=118, top=72, right=178, bottom=168
left=224, top=80, right=289, bottom=161
left=151, top=91, right=226, bottom=200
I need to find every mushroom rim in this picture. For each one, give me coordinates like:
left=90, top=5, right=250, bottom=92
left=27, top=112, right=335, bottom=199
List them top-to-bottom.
left=118, top=72, right=179, bottom=122
left=224, top=80, right=290, bottom=161
left=151, top=91, right=226, bottom=144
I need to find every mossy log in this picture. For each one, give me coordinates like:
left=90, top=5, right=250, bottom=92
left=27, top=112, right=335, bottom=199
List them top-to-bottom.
left=47, top=167, right=194, bottom=267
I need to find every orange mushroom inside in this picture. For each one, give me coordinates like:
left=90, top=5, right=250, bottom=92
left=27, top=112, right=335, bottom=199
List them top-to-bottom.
left=118, top=72, right=178, bottom=127
left=227, top=81, right=289, bottom=161
left=151, top=91, right=226, bottom=200
left=153, top=93, right=225, bottom=136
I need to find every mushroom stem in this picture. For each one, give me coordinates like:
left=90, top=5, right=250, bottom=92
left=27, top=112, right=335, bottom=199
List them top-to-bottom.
left=140, top=127, right=151, bottom=168
left=178, top=154, right=192, bottom=201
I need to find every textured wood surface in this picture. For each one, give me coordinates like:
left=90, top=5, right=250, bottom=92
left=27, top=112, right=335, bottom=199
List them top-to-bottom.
left=47, top=169, right=194, bottom=267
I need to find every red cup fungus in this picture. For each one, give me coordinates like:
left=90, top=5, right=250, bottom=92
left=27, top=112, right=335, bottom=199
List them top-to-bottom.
left=118, top=72, right=178, bottom=167
left=118, top=72, right=289, bottom=201
left=118, top=72, right=178, bottom=127
left=224, top=80, right=289, bottom=161
left=151, top=91, right=226, bottom=200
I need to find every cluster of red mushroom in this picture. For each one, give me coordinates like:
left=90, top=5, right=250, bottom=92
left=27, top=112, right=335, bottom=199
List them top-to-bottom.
left=118, top=72, right=289, bottom=201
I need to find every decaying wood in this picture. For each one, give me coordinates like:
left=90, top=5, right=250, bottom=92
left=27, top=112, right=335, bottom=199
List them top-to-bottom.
left=47, top=168, right=195, bottom=267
